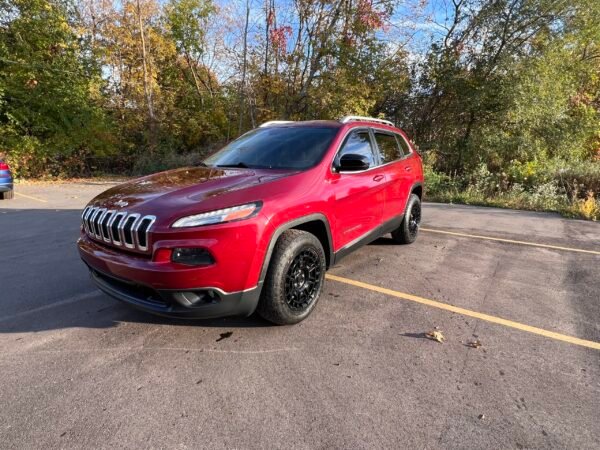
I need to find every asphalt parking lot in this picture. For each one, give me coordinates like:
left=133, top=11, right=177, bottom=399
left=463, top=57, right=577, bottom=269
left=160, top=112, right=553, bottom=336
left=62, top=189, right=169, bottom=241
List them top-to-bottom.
left=1, top=182, right=599, bottom=449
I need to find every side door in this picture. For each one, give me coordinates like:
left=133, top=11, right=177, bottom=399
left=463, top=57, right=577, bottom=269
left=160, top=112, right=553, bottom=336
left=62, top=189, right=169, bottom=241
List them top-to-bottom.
left=329, top=129, right=386, bottom=249
left=372, top=129, right=412, bottom=222
left=397, top=131, right=422, bottom=180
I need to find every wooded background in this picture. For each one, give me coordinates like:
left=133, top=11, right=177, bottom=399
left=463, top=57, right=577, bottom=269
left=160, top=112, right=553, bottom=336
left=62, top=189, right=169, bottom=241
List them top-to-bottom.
left=1, top=0, right=599, bottom=218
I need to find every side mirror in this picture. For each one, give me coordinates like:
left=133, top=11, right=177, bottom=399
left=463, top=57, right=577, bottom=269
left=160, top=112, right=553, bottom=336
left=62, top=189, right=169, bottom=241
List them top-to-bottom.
left=337, top=153, right=370, bottom=172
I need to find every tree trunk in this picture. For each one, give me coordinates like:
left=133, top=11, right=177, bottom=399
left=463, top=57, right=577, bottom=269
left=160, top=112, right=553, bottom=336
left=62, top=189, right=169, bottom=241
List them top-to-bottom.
left=136, top=0, right=155, bottom=137
left=238, top=0, right=250, bottom=135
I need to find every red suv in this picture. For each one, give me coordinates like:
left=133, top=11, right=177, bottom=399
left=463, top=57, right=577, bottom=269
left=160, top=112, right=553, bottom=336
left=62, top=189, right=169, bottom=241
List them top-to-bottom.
left=78, top=117, right=423, bottom=324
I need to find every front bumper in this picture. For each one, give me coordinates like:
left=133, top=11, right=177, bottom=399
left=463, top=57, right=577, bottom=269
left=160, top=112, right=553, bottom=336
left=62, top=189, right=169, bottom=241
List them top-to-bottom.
left=0, top=183, right=12, bottom=192
left=78, top=232, right=264, bottom=319
left=87, top=265, right=261, bottom=319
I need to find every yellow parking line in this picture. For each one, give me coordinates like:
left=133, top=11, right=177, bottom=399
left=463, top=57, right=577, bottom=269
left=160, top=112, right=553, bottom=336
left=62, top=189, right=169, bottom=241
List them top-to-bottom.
left=14, top=191, right=47, bottom=203
left=421, top=227, right=600, bottom=256
left=325, top=274, right=600, bottom=351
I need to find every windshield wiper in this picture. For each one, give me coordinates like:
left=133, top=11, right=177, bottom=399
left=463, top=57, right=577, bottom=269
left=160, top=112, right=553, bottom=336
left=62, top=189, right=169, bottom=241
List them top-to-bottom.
left=194, top=161, right=210, bottom=167
left=216, top=162, right=250, bottom=168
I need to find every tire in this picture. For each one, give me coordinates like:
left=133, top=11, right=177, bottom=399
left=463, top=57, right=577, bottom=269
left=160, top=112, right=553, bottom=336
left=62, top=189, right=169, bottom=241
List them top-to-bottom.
left=0, top=190, right=14, bottom=200
left=391, top=194, right=421, bottom=244
left=257, top=229, right=326, bottom=325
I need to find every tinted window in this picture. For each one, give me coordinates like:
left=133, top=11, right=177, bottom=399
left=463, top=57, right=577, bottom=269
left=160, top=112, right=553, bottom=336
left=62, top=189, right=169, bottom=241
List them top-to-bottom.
left=205, top=127, right=338, bottom=170
left=335, top=131, right=375, bottom=168
left=374, top=132, right=401, bottom=163
left=396, top=134, right=412, bottom=157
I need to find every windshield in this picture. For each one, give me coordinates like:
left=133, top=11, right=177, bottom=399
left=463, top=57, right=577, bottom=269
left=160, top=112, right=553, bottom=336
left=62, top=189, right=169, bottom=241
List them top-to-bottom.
left=204, top=127, right=338, bottom=170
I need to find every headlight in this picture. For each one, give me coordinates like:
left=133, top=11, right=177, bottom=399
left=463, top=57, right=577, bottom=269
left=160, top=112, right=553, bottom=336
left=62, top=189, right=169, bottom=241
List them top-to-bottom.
left=171, top=202, right=262, bottom=228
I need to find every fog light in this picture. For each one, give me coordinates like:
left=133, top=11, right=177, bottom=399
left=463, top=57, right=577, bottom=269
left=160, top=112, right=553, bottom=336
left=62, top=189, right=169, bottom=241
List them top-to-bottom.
left=172, top=248, right=215, bottom=266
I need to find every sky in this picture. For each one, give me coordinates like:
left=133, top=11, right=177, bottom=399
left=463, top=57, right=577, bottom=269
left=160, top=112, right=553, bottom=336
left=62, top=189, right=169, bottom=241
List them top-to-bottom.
left=212, top=0, right=456, bottom=55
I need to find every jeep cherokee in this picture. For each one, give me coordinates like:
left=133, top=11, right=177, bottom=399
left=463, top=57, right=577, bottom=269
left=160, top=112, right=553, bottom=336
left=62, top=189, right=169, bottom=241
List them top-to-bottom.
left=78, top=116, right=424, bottom=324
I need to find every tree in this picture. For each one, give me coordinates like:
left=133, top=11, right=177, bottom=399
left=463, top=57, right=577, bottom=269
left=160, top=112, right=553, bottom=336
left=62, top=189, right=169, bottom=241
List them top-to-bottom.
left=0, top=0, right=113, bottom=176
left=165, top=0, right=215, bottom=100
left=397, top=0, right=600, bottom=174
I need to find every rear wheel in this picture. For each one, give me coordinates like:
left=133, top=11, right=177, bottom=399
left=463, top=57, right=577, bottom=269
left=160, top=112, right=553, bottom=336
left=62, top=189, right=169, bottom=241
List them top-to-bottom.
left=0, top=190, right=13, bottom=200
left=391, top=194, right=421, bottom=244
left=257, top=229, right=326, bottom=325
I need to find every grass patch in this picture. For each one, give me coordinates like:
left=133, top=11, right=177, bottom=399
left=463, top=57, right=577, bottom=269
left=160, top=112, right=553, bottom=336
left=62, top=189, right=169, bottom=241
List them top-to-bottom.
left=424, top=164, right=599, bottom=221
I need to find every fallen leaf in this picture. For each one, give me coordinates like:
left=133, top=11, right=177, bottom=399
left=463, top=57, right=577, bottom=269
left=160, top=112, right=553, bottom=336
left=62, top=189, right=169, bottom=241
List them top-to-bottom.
left=425, top=328, right=445, bottom=343
left=467, top=339, right=482, bottom=348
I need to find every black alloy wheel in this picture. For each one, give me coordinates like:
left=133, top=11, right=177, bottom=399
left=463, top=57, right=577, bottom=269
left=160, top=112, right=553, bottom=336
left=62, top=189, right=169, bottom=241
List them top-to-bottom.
left=391, top=193, right=422, bottom=244
left=408, top=201, right=421, bottom=239
left=257, top=229, right=326, bottom=325
left=284, top=248, right=322, bottom=311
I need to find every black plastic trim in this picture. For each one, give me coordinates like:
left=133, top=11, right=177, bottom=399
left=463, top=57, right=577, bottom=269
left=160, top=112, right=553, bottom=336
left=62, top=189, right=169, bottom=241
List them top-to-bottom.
left=409, top=181, right=424, bottom=203
left=258, top=213, right=334, bottom=283
left=333, top=213, right=404, bottom=264
left=88, top=265, right=261, bottom=319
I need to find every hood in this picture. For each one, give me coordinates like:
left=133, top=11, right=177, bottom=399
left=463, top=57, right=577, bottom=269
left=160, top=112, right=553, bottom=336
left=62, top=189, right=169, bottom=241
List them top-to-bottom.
left=90, top=166, right=295, bottom=213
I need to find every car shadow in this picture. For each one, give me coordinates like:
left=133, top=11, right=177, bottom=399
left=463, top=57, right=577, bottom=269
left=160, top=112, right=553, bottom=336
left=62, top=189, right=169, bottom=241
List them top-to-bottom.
left=0, top=208, right=274, bottom=334
left=368, top=236, right=397, bottom=246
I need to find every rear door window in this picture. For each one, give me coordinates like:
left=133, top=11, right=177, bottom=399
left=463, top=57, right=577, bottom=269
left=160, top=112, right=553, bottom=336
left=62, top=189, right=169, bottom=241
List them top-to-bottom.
left=374, top=132, right=402, bottom=164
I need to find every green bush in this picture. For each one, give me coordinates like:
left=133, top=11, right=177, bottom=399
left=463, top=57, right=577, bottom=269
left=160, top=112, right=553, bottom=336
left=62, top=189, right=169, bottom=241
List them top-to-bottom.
left=131, top=150, right=210, bottom=176
left=423, top=161, right=598, bottom=221
left=554, top=162, right=600, bottom=199
left=424, top=164, right=459, bottom=193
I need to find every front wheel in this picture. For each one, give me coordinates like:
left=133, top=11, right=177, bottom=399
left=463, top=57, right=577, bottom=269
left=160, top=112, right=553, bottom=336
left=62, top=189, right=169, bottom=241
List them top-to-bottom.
left=0, top=190, right=14, bottom=200
left=391, top=194, right=421, bottom=244
left=257, top=229, right=326, bottom=325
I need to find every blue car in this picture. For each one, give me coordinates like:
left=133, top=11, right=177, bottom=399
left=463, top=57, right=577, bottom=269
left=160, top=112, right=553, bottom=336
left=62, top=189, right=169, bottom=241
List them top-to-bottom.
left=0, top=160, right=14, bottom=200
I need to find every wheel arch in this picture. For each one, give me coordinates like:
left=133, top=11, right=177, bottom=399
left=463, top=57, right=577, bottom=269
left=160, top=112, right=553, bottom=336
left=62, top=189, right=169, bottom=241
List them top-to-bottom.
left=411, top=182, right=423, bottom=200
left=258, top=214, right=333, bottom=284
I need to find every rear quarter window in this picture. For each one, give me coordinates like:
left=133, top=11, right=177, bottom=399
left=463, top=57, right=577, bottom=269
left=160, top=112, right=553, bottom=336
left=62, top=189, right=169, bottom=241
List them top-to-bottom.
left=395, top=134, right=412, bottom=157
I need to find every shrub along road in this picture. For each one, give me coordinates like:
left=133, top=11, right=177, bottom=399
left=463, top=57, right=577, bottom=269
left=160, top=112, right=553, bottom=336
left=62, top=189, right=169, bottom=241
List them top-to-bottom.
left=1, top=182, right=599, bottom=448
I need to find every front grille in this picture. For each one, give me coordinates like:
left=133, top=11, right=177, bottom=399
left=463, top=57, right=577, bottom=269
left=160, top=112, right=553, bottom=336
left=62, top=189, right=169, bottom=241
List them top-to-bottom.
left=82, top=206, right=156, bottom=252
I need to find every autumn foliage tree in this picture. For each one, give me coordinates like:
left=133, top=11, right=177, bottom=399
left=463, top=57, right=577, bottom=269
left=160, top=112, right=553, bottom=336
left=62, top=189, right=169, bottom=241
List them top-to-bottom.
left=0, top=0, right=598, bottom=217
left=0, top=0, right=112, bottom=176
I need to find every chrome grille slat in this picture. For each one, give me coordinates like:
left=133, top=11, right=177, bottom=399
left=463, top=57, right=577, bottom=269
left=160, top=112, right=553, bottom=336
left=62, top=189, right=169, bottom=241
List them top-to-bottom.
left=81, top=207, right=91, bottom=233
left=85, top=207, right=96, bottom=234
left=81, top=208, right=156, bottom=253
left=89, top=208, right=101, bottom=236
left=94, top=208, right=106, bottom=239
left=94, top=209, right=107, bottom=239
left=101, top=211, right=114, bottom=242
left=108, top=212, right=125, bottom=245
left=121, top=214, right=139, bottom=249
left=117, top=215, right=127, bottom=247
left=134, top=216, right=156, bottom=251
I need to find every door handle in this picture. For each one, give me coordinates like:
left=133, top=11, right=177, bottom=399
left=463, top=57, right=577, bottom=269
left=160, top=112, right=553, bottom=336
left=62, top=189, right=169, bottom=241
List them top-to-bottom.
left=404, top=166, right=412, bottom=172
left=373, top=174, right=384, bottom=182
